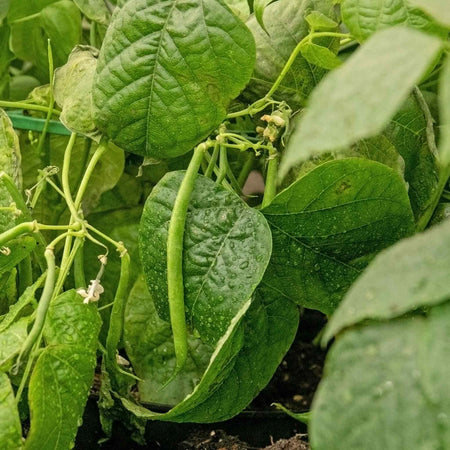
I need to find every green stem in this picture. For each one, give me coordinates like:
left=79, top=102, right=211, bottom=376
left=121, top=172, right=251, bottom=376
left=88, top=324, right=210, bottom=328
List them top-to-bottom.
left=90, top=21, right=98, bottom=48
left=266, top=31, right=349, bottom=99
left=226, top=97, right=276, bottom=119
left=0, top=101, right=59, bottom=115
left=61, top=133, right=80, bottom=219
left=74, top=138, right=92, bottom=193
left=74, top=139, right=108, bottom=209
left=204, top=142, right=220, bottom=178
left=167, top=143, right=206, bottom=376
left=216, top=144, right=228, bottom=185
left=261, top=146, right=278, bottom=208
left=203, top=152, right=234, bottom=192
left=237, top=153, right=255, bottom=188
left=416, top=164, right=450, bottom=232
left=45, top=177, right=65, bottom=199
left=0, top=222, right=35, bottom=247
left=85, top=223, right=126, bottom=253
left=53, top=236, right=83, bottom=297
left=74, top=241, right=86, bottom=288
left=14, top=248, right=56, bottom=373
left=106, top=253, right=130, bottom=369
left=15, top=340, right=38, bottom=405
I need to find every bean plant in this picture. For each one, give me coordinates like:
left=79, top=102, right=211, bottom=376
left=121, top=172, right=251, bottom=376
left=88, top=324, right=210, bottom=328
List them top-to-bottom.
left=0, top=0, right=449, bottom=448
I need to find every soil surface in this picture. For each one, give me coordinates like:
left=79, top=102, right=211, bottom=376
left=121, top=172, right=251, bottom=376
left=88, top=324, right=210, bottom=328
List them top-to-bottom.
left=177, top=430, right=310, bottom=450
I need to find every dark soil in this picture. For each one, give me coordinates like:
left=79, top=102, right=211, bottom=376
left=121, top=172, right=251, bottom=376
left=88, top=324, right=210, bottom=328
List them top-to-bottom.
left=178, top=429, right=249, bottom=449
left=177, top=430, right=310, bottom=450
left=263, top=434, right=310, bottom=450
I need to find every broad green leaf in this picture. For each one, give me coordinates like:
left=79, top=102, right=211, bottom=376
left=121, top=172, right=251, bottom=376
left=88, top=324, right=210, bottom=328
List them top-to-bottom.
left=7, top=0, right=57, bottom=20
left=73, top=0, right=111, bottom=25
left=93, top=0, right=255, bottom=158
left=224, top=0, right=250, bottom=21
left=244, top=0, right=339, bottom=108
left=342, top=0, right=449, bottom=41
left=409, top=0, right=450, bottom=28
left=10, top=1, right=81, bottom=83
left=305, top=11, right=338, bottom=29
left=279, top=27, right=442, bottom=177
left=300, top=42, right=342, bottom=70
left=53, top=46, right=100, bottom=141
left=439, top=56, right=450, bottom=166
left=0, top=108, right=21, bottom=232
left=279, top=132, right=405, bottom=191
left=262, top=158, right=414, bottom=314
left=139, top=171, right=272, bottom=345
left=324, top=219, right=450, bottom=342
left=0, top=237, right=36, bottom=276
left=124, top=276, right=213, bottom=405
left=122, top=282, right=299, bottom=422
left=44, top=289, right=102, bottom=350
left=25, top=290, right=101, bottom=450
left=312, top=301, right=450, bottom=450
left=0, top=318, right=27, bottom=371
left=25, top=345, right=97, bottom=450
left=0, top=373, right=22, bottom=450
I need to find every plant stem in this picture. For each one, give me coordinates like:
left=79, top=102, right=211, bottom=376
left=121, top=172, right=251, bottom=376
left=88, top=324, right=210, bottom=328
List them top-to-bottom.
left=90, top=21, right=98, bottom=48
left=266, top=31, right=349, bottom=99
left=0, top=100, right=59, bottom=115
left=61, top=133, right=80, bottom=219
left=74, top=139, right=108, bottom=209
left=204, top=142, right=220, bottom=178
left=167, top=143, right=206, bottom=376
left=216, top=144, right=228, bottom=185
left=261, top=146, right=278, bottom=208
left=203, top=151, right=234, bottom=192
left=237, top=153, right=255, bottom=188
left=416, top=164, right=450, bottom=232
left=0, top=221, right=35, bottom=247
left=85, top=223, right=126, bottom=253
left=53, top=236, right=83, bottom=297
left=74, top=241, right=86, bottom=288
left=14, top=248, right=56, bottom=373
left=106, top=252, right=130, bottom=370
